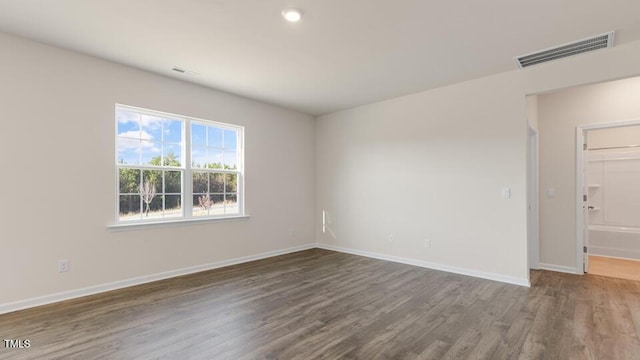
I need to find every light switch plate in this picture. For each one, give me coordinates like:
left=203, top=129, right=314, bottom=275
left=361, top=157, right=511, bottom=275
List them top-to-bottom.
left=501, top=187, right=511, bottom=199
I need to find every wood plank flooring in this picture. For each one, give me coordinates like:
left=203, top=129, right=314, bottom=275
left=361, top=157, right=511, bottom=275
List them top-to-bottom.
left=1, top=249, right=640, bottom=359
left=589, top=255, right=640, bottom=282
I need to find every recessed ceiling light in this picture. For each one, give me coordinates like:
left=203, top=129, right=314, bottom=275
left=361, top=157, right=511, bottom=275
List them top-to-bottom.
left=282, top=9, right=303, bottom=22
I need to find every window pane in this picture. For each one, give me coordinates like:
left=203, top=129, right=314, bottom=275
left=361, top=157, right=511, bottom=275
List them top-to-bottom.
left=116, top=109, right=140, bottom=132
left=141, top=114, right=163, bottom=141
left=164, top=119, right=182, bottom=144
left=117, top=121, right=140, bottom=138
left=192, top=124, right=206, bottom=146
left=208, top=127, right=223, bottom=148
left=224, top=129, right=237, bottom=150
left=117, top=138, right=140, bottom=165
left=141, top=141, right=162, bottom=165
left=164, top=144, right=182, bottom=166
left=191, top=146, right=206, bottom=168
left=207, top=148, right=223, bottom=169
left=223, top=150, right=238, bottom=169
left=119, top=168, right=141, bottom=194
left=142, top=170, right=162, bottom=200
left=164, top=171, right=182, bottom=193
left=193, top=172, right=208, bottom=193
left=210, top=173, right=224, bottom=193
left=225, top=173, right=237, bottom=193
left=192, top=194, right=223, bottom=216
left=193, top=194, right=210, bottom=217
left=210, top=194, right=225, bottom=215
left=225, top=194, right=238, bottom=214
left=119, top=195, right=141, bottom=221
left=142, top=195, right=163, bottom=219
left=164, top=195, right=182, bottom=218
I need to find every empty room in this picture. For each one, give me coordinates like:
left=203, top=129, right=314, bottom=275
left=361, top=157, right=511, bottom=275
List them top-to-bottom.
left=1, top=1, right=640, bottom=359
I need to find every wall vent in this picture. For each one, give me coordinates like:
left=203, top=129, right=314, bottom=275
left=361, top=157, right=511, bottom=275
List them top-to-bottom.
left=514, top=31, right=615, bottom=68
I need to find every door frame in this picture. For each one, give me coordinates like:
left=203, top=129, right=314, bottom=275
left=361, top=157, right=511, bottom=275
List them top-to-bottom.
left=576, top=119, right=640, bottom=274
left=528, top=126, right=540, bottom=269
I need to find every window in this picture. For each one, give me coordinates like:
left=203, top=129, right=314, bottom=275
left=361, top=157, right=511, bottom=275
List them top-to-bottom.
left=116, top=105, right=243, bottom=223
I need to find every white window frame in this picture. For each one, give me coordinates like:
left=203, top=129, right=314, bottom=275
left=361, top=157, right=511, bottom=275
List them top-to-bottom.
left=113, top=104, right=245, bottom=227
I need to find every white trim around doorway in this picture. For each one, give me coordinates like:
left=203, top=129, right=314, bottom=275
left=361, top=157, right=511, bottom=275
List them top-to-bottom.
left=576, top=118, right=640, bottom=275
left=528, top=126, right=540, bottom=270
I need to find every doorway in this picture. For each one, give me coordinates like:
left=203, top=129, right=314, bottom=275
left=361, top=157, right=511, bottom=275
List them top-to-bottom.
left=577, top=121, right=640, bottom=280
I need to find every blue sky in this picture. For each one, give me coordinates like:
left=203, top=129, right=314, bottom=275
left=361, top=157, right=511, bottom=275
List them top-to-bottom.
left=117, top=108, right=238, bottom=167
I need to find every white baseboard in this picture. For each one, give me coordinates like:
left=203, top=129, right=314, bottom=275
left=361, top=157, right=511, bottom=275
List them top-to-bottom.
left=2, top=242, right=539, bottom=315
left=0, top=243, right=316, bottom=315
left=316, top=243, right=530, bottom=287
left=589, top=246, right=640, bottom=261
left=589, top=253, right=640, bottom=262
left=538, top=262, right=579, bottom=274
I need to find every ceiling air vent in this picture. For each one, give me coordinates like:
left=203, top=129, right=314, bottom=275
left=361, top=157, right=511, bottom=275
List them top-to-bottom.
left=514, top=31, right=615, bottom=68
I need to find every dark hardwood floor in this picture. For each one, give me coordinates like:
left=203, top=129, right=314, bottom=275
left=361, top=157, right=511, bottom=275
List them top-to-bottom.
left=1, top=249, right=639, bottom=359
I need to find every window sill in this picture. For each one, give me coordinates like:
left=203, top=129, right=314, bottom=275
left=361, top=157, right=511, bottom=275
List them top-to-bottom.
left=107, top=215, right=250, bottom=231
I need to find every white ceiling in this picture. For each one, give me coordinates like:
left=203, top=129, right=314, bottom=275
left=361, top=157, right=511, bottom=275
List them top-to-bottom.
left=1, top=1, right=640, bottom=115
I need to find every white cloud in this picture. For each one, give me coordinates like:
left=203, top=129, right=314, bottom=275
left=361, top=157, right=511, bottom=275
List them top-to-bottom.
left=116, top=110, right=163, bottom=131
left=116, top=110, right=139, bottom=124
left=140, top=114, right=163, bottom=128
left=119, top=130, right=153, bottom=141
left=117, top=131, right=160, bottom=153
left=117, top=137, right=137, bottom=152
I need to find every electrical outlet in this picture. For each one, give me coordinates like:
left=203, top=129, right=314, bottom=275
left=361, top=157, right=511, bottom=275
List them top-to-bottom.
left=289, top=230, right=296, bottom=239
left=388, top=234, right=395, bottom=242
left=424, top=239, right=431, bottom=248
left=58, top=259, right=69, bottom=273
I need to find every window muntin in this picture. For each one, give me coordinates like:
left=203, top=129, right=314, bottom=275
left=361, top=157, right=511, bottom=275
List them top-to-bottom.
left=115, top=105, right=243, bottom=223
